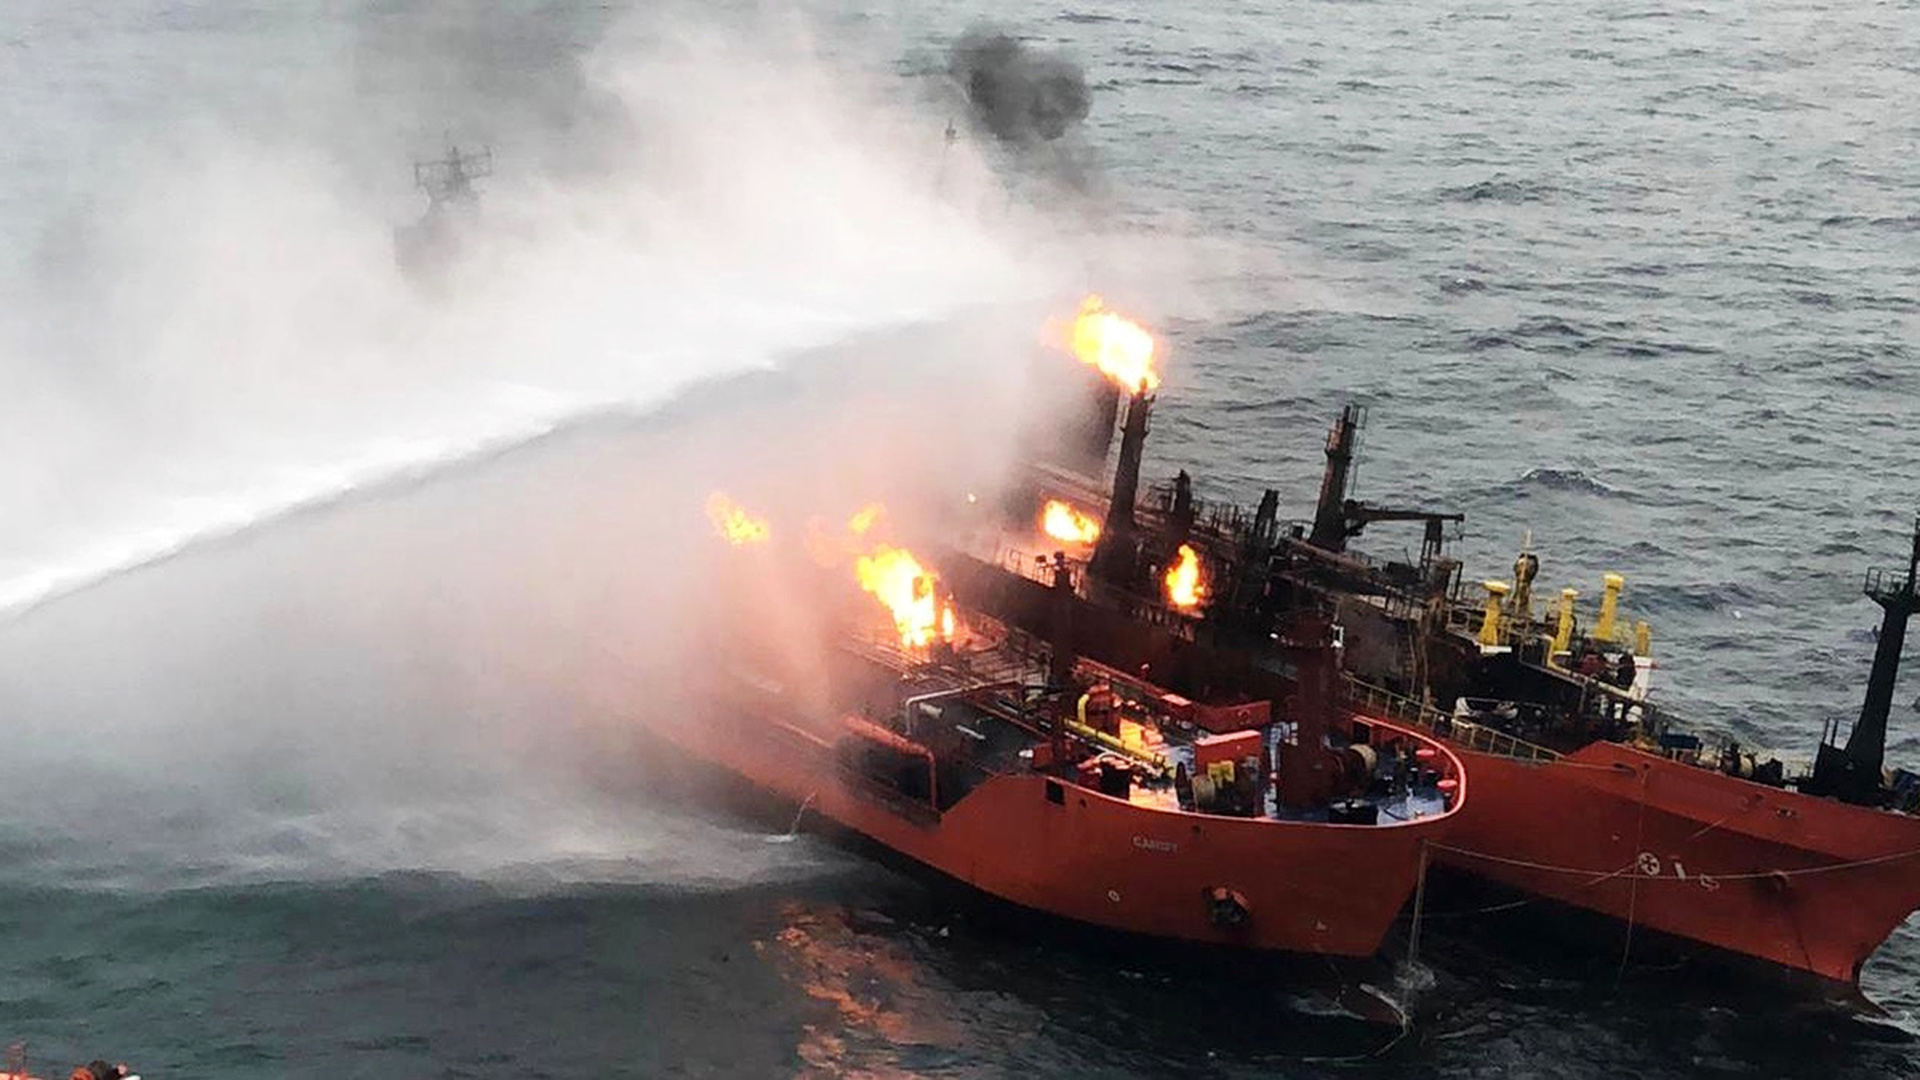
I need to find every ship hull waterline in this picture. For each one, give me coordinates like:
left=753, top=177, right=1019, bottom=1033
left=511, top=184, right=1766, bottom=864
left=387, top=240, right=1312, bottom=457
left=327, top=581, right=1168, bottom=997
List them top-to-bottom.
left=937, top=547, right=1920, bottom=989
left=652, top=690, right=1459, bottom=961
left=1433, top=740, right=1920, bottom=990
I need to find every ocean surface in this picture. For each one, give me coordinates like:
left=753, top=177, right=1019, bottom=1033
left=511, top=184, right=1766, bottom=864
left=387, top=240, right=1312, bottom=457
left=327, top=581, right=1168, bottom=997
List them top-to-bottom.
left=2, top=0, right=1917, bottom=1076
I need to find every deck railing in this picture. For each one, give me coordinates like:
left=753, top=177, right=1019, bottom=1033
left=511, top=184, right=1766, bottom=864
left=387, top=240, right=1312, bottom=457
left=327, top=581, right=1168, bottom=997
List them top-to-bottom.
left=1342, top=674, right=1561, bottom=763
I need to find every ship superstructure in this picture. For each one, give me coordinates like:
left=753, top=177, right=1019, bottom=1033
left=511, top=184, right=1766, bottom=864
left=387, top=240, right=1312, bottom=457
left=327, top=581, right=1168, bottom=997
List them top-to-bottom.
left=931, top=298, right=1920, bottom=995
left=669, top=493, right=1466, bottom=960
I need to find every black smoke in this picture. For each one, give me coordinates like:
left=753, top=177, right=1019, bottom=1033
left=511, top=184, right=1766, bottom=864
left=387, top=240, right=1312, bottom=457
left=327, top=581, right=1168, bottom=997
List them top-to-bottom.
left=948, top=29, right=1091, bottom=145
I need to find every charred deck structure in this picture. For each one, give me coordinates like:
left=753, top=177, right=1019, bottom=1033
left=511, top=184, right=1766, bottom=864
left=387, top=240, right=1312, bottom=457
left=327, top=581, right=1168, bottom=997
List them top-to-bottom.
left=938, top=313, right=1920, bottom=995
left=669, top=534, right=1466, bottom=959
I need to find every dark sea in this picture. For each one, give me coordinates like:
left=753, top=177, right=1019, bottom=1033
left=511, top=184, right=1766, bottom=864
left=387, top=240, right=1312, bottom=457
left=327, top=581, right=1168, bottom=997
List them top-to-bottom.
left=1, top=0, right=1917, bottom=1076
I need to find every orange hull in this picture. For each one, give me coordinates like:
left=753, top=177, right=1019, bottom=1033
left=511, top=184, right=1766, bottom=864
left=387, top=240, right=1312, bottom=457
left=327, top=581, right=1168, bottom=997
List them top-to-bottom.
left=659, top=704, right=1460, bottom=959
left=1435, top=740, right=1920, bottom=985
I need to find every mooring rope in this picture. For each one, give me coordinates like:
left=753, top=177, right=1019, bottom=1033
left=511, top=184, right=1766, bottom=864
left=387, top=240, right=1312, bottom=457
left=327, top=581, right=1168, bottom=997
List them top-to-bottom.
left=1429, top=841, right=1920, bottom=881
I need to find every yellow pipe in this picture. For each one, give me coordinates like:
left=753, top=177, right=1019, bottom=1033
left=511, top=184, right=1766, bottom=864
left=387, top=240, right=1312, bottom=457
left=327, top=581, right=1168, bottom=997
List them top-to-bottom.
left=1596, top=573, right=1625, bottom=643
left=1479, top=581, right=1511, bottom=647
left=1553, top=588, right=1579, bottom=654
left=1634, top=620, right=1652, bottom=658
left=1064, top=719, right=1167, bottom=775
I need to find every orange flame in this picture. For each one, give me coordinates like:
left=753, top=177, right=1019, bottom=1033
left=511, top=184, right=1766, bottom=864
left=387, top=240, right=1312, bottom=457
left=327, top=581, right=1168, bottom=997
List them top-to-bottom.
left=1067, top=295, right=1159, bottom=395
left=707, top=493, right=770, bottom=545
left=1041, top=499, right=1101, bottom=545
left=847, top=504, right=884, bottom=536
left=1164, top=544, right=1205, bottom=610
left=854, top=545, right=954, bottom=648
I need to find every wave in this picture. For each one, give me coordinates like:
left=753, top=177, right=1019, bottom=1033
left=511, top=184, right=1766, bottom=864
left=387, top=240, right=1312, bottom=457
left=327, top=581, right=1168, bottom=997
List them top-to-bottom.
left=1437, top=176, right=1555, bottom=204
left=1819, top=214, right=1920, bottom=231
left=1514, top=467, right=1621, bottom=498
left=1631, top=579, right=1776, bottom=616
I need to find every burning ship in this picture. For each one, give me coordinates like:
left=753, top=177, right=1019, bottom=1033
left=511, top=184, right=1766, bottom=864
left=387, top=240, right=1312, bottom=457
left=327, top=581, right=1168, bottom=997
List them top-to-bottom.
left=934, top=298, right=1920, bottom=997
left=672, top=450, right=1466, bottom=962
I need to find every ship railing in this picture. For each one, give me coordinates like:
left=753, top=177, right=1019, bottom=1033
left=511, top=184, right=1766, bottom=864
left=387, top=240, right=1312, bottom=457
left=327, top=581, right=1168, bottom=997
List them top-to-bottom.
left=995, top=543, right=1096, bottom=593
left=1865, top=566, right=1913, bottom=603
left=1108, top=592, right=1200, bottom=641
left=1438, top=600, right=1547, bottom=647
left=1440, top=600, right=1649, bottom=661
left=1342, top=675, right=1561, bottom=763
left=1641, top=728, right=1813, bottom=781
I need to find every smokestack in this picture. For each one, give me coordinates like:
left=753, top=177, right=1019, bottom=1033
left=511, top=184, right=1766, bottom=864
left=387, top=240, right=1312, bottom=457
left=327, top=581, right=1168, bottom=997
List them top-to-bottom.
left=1089, top=391, right=1151, bottom=582
left=1307, top=405, right=1360, bottom=553
left=1845, top=516, right=1920, bottom=781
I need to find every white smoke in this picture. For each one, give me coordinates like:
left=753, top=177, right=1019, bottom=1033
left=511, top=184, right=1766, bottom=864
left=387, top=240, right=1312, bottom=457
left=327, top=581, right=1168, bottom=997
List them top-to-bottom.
left=0, top=3, right=1094, bottom=890
left=0, top=3, right=1061, bottom=616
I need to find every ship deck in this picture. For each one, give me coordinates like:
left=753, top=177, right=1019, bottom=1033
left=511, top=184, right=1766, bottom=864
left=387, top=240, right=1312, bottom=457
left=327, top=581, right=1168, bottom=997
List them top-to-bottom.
left=843, top=624, right=1454, bottom=827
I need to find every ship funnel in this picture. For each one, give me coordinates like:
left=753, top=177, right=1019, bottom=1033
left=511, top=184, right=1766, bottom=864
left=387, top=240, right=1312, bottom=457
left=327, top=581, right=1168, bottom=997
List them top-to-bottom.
left=1089, top=391, right=1153, bottom=582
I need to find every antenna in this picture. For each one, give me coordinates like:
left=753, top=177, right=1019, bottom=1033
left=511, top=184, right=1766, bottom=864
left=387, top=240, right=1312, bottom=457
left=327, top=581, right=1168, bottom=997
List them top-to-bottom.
left=413, top=143, right=493, bottom=209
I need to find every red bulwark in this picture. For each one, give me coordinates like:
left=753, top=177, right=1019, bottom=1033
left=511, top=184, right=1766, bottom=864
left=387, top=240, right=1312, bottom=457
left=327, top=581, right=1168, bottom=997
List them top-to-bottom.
left=1192, top=700, right=1272, bottom=733
left=1195, top=730, right=1264, bottom=772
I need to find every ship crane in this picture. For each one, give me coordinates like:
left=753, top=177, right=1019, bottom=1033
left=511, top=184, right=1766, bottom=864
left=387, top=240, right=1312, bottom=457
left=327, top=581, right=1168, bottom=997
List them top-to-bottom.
left=1305, top=404, right=1462, bottom=569
left=1336, top=501, right=1464, bottom=568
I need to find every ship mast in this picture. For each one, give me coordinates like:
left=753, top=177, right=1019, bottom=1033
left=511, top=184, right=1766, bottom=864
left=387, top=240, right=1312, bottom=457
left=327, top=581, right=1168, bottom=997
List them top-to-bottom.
left=413, top=144, right=492, bottom=211
left=1088, top=390, right=1153, bottom=584
left=1307, top=404, right=1361, bottom=552
left=1808, top=514, right=1920, bottom=805
left=1845, top=515, right=1920, bottom=780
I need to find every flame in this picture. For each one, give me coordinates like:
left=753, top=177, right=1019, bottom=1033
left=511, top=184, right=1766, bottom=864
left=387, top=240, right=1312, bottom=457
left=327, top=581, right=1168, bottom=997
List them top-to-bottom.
left=1067, top=295, right=1159, bottom=395
left=707, top=493, right=770, bottom=545
left=1041, top=499, right=1101, bottom=545
left=847, top=504, right=884, bottom=536
left=1164, top=544, right=1206, bottom=610
left=854, top=545, right=954, bottom=648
